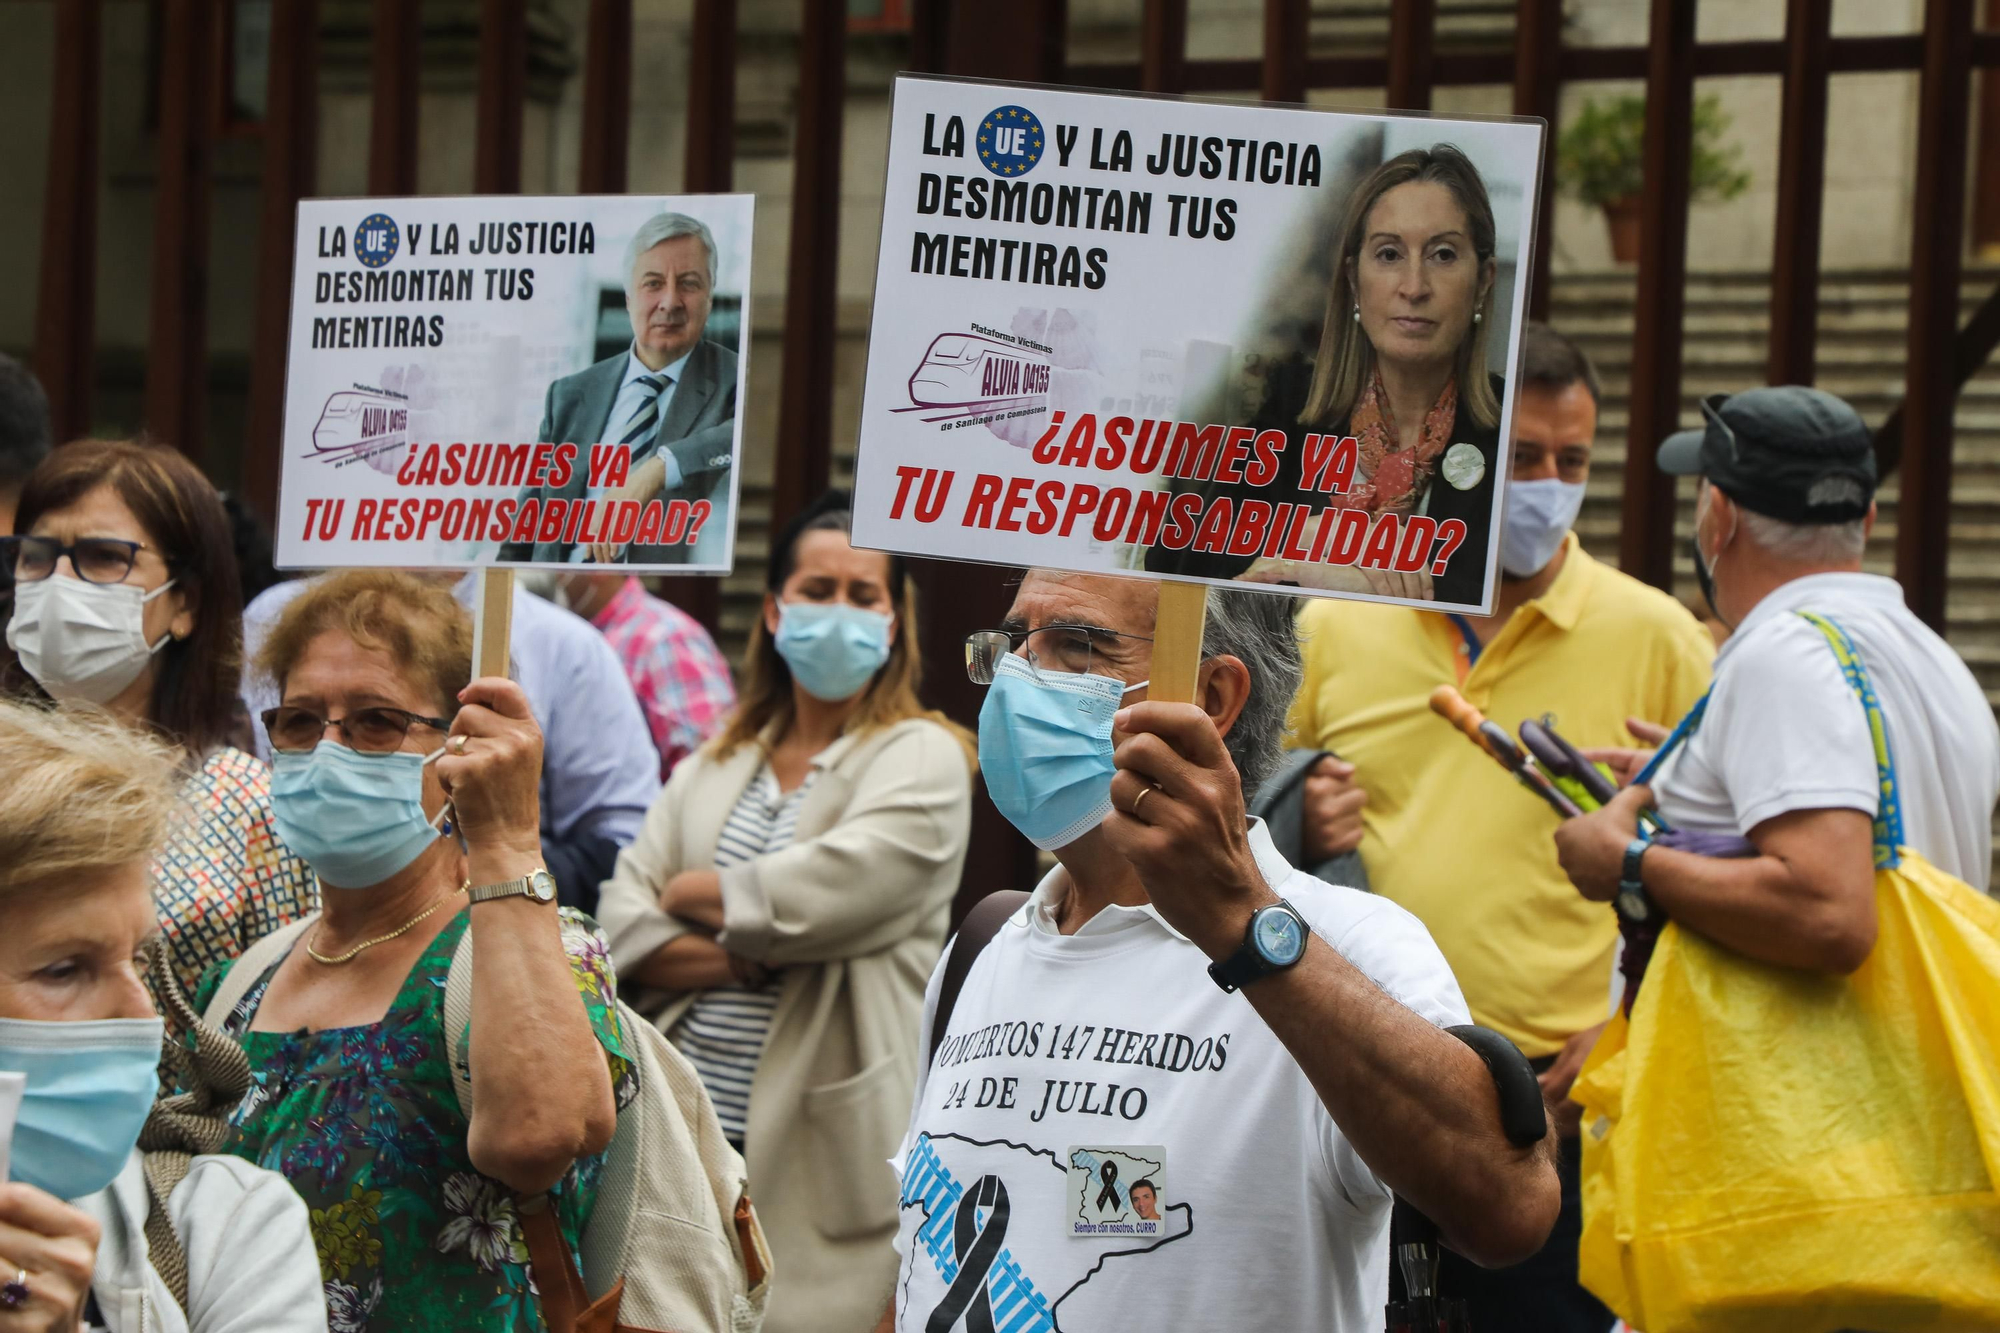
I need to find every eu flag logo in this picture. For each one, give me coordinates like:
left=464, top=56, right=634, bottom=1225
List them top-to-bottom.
left=977, top=105, right=1046, bottom=178
left=356, top=213, right=400, bottom=269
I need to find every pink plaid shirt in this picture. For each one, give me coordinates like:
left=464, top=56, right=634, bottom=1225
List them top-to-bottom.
left=591, top=576, right=737, bottom=778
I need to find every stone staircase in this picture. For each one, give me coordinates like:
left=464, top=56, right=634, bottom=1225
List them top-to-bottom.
left=1551, top=266, right=2000, bottom=713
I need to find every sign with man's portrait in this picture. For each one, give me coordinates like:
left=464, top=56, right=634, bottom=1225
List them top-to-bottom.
left=851, top=77, right=1544, bottom=614
left=274, top=194, right=753, bottom=573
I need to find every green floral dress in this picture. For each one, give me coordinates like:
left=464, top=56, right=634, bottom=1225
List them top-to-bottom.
left=192, top=908, right=636, bottom=1333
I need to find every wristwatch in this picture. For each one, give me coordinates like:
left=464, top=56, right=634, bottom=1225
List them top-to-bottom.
left=1616, top=838, right=1654, bottom=923
left=468, top=867, right=559, bottom=907
left=1208, top=900, right=1310, bottom=994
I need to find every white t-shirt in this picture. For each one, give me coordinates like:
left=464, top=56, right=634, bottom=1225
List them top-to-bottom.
left=1653, top=572, right=2000, bottom=891
left=889, top=821, right=1469, bottom=1333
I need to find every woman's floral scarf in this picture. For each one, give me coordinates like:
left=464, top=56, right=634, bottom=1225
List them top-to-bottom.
left=1347, top=369, right=1459, bottom=514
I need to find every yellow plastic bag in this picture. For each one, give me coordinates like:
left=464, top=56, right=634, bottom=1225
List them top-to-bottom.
left=1573, top=613, right=2000, bottom=1332
left=1574, top=857, right=2000, bottom=1332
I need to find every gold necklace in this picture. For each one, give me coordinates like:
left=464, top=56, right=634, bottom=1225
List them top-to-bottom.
left=307, top=882, right=469, bottom=966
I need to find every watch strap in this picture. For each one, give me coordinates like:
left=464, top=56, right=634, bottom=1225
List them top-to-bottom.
left=1617, top=838, right=1654, bottom=922
left=468, top=868, right=556, bottom=906
left=467, top=877, right=520, bottom=905
left=1207, top=900, right=1307, bottom=994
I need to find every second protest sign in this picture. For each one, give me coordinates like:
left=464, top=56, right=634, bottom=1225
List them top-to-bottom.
left=853, top=76, right=1544, bottom=615
left=276, top=194, right=754, bottom=575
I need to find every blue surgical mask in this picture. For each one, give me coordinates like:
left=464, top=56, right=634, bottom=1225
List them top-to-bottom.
left=1500, top=477, right=1586, bottom=578
left=775, top=601, right=893, bottom=702
left=977, top=652, right=1148, bottom=851
left=270, top=741, right=448, bottom=889
left=0, top=1016, right=162, bottom=1200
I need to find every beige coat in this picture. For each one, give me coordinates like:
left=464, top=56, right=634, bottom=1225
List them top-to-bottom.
left=597, top=717, right=972, bottom=1333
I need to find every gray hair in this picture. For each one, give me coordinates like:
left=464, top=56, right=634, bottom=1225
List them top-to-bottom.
left=624, top=212, right=717, bottom=291
left=1739, top=510, right=1867, bottom=564
left=1199, top=587, right=1303, bottom=800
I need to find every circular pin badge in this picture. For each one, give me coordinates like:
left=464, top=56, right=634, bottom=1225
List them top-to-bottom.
left=1441, top=442, right=1486, bottom=491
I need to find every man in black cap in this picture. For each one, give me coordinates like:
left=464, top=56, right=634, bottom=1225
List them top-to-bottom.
left=1554, top=386, right=1998, bottom=981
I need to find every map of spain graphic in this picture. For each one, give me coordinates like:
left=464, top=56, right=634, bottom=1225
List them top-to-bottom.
left=898, top=1133, right=1195, bottom=1333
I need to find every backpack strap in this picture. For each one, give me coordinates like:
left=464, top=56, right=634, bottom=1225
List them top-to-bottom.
left=1796, top=611, right=1905, bottom=867
left=1246, top=747, right=1329, bottom=821
left=928, top=891, right=1030, bottom=1067
left=441, top=915, right=600, bottom=1122
left=199, top=916, right=316, bottom=1029
left=443, top=926, right=476, bottom=1120
left=146, top=943, right=257, bottom=1315
left=139, top=1157, right=192, bottom=1313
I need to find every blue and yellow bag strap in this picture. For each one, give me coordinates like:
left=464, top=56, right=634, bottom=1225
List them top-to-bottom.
left=1796, top=610, right=1905, bottom=869
left=1631, top=689, right=1710, bottom=791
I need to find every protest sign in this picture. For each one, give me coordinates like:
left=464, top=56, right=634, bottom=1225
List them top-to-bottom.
left=852, top=76, right=1545, bottom=616
left=275, top=194, right=754, bottom=575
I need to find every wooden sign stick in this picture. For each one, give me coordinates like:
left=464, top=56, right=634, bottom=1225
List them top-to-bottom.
left=473, top=567, right=515, bottom=680
left=1150, top=580, right=1208, bottom=704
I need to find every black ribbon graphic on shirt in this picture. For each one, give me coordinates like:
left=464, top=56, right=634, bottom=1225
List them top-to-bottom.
left=1096, top=1160, right=1120, bottom=1213
left=926, top=1174, right=1010, bottom=1333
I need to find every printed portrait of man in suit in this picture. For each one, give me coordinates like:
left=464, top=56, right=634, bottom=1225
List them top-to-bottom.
left=499, top=211, right=738, bottom=564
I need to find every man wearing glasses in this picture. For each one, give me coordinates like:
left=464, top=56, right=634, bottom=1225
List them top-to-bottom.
left=877, top=575, right=1558, bottom=1333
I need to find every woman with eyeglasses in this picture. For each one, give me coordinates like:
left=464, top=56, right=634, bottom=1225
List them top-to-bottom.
left=0, top=440, right=314, bottom=998
left=597, top=490, right=974, bottom=1333
left=192, top=569, right=623, bottom=1331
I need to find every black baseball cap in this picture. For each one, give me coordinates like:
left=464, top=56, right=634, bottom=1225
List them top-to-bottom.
left=1656, top=386, right=1877, bottom=524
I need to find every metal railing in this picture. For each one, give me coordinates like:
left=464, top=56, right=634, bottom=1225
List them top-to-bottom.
left=27, top=0, right=2000, bottom=908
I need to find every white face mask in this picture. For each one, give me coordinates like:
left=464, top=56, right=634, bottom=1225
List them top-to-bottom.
left=1500, top=477, right=1587, bottom=578
left=6, top=576, right=178, bottom=703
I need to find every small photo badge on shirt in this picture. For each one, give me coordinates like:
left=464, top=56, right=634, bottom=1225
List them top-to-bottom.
left=1441, top=442, right=1485, bottom=491
left=1067, top=1145, right=1167, bottom=1239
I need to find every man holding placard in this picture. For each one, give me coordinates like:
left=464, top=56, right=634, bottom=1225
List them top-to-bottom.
left=853, top=75, right=1559, bottom=1331
left=881, top=575, right=1556, bottom=1331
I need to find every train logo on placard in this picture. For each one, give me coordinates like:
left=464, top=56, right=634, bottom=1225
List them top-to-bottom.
left=907, top=333, right=1052, bottom=412
left=309, top=389, right=410, bottom=468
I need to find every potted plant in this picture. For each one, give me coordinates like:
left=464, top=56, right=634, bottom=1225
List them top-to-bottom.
left=1557, top=94, right=1751, bottom=263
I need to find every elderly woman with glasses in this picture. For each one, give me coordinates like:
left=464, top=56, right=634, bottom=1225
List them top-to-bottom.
left=0, top=439, right=313, bottom=998
left=597, top=490, right=973, bottom=1333
left=190, top=570, right=627, bottom=1333
left=0, top=699, right=326, bottom=1333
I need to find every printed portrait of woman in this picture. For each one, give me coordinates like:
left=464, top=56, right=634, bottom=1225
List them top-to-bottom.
left=1147, top=143, right=1505, bottom=608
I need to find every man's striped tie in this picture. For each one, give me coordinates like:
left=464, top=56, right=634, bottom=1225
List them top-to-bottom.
left=617, top=374, right=670, bottom=457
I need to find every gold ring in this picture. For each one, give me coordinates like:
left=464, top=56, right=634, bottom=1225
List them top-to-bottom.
left=450, top=734, right=469, bottom=756
left=1131, top=787, right=1151, bottom=815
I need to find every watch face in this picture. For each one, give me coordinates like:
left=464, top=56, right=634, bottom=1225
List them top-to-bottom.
left=529, top=870, right=557, bottom=903
left=1617, top=888, right=1650, bottom=922
left=1253, top=907, right=1306, bottom=966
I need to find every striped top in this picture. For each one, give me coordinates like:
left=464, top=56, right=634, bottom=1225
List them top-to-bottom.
left=670, top=762, right=817, bottom=1145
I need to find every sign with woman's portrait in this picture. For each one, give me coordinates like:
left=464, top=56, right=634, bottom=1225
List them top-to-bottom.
left=852, top=76, right=1544, bottom=613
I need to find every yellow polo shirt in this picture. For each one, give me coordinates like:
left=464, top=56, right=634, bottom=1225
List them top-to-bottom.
left=1287, top=536, right=1714, bottom=1056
